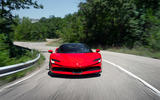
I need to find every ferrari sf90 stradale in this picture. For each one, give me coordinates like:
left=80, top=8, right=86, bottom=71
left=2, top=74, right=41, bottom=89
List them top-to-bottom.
left=48, top=43, right=102, bottom=75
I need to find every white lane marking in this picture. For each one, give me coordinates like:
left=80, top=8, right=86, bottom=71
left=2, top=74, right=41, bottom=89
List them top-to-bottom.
left=103, top=59, right=160, bottom=97
left=0, top=69, right=41, bottom=92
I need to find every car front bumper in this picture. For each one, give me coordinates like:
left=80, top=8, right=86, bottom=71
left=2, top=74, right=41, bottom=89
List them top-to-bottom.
left=49, top=63, right=102, bottom=75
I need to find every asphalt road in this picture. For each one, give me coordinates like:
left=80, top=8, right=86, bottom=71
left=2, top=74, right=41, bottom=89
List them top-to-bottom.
left=0, top=42, right=160, bottom=100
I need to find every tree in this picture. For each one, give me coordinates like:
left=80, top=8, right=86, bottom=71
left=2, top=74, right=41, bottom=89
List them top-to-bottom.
left=0, top=0, right=43, bottom=58
left=0, top=0, right=43, bottom=34
left=78, top=0, right=140, bottom=47
left=57, top=13, right=85, bottom=43
left=14, top=17, right=32, bottom=40
left=14, top=17, right=47, bottom=41
left=0, top=34, right=10, bottom=66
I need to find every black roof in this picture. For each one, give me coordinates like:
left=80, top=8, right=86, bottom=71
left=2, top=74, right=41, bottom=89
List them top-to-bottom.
left=62, top=43, right=85, bottom=46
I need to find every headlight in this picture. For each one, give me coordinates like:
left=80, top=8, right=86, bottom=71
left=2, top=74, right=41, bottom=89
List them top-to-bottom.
left=93, top=58, right=101, bottom=63
left=51, top=59, right=60, bottom=64
left=51, top=59, right=55, bottom=64
left=98, top=59, right=101, bottom=63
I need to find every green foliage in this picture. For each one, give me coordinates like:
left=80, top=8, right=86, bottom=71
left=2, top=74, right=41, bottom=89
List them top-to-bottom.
left=0, top=0, right=43, bottom=66
left=0, top=0, right=43, bottom=36
left=0, top=0, right=43, bottom=18
left=1, top=0, right=160, bottom=55
left=55, top=0, right=160, bottom=50
left=78, top=0, right=141, bottom=47
left=56, top=13, right=85, bottom=43
left=13, top=16, right=65, bottom=41
left=44, top=16, right=63, bottom=38
left=14, top=17, right=46, bottom=41
left=14, top=17, right=32, bottom=40
left=148, top=31, right=160, bottom=51
left=0, top=34, right=10, bottom=66
left=0, top=34, right=36, bottom=67
left=107, top=46, right=160, bottom=59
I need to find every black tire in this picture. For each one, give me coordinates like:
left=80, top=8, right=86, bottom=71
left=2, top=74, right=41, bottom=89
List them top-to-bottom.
left=94, top=72, right=101, bottom=76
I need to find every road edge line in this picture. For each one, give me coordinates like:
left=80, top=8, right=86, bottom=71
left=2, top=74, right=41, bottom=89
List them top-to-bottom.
left=103, top=59, right=160, bottom=97
left=0, top=69, right=41, bottom=92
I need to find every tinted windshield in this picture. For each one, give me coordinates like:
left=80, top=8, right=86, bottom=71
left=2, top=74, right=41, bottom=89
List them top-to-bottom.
left=57, top=43, right=92, bottom=53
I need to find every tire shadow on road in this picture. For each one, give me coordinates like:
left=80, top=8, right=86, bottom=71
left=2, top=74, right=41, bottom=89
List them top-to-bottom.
left=48, top=71, right=101, bottom=79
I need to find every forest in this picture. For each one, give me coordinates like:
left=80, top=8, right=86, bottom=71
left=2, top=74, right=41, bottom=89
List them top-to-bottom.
left=1, top=0, right=160, bottom=66
left=13, top=0, right=160, bottom=49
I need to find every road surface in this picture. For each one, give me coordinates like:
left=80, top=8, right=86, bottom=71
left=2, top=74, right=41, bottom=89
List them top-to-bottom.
left=0, top=42, right=160, bottom=100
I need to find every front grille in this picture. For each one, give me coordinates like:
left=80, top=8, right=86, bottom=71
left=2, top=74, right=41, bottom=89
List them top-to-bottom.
left=52, top=66, right=101, bottom=73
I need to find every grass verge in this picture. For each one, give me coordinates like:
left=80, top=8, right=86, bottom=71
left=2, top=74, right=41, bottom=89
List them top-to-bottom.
left=107, top=47, right=160, bottom=59
left=0, top=48, right=39, bottom=67
left=6, top=50, right=38, bottom=66
left=0, top=53, right=45, bottom=86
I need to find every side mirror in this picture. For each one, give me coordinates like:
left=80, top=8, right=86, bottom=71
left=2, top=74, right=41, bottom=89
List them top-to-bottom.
left=55, top=48, right=59, bottom=53
left=96, top=49, right=100, bottom=53
left=48, top=50, right=53, bottom=53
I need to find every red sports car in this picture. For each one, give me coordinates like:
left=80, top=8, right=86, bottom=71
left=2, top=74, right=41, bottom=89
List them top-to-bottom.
left=48, top=43, right=102, bottom=75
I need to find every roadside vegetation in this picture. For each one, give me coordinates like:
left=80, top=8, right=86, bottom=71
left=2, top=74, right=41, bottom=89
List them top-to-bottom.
left=0, top=0, right=43, bottom=67
left=0, top=0, right=45, bottom=85
left=1, top=0, right=160, bottom=68
left=13, top=0, right=160, bottom=53
left=0, top=34, right=38, bottom=67
left=107, top=47, right=160, bottom=59
left=0, top=54, right=45, bottom=86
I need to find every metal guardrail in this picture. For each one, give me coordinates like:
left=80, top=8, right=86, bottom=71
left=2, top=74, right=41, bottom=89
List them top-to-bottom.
left=0, top=54, right=40, bottom=77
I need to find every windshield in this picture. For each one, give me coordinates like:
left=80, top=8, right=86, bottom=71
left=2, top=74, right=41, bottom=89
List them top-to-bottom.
left=57, top=43, right=92, bottom=53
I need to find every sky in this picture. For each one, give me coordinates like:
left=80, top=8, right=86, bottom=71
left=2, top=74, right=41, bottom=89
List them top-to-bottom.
left=13, top=0, right=84, bottom=19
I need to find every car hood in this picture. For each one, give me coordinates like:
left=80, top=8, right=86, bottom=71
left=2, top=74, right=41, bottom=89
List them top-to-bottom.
left=50, top=53, right=101, bottom=68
